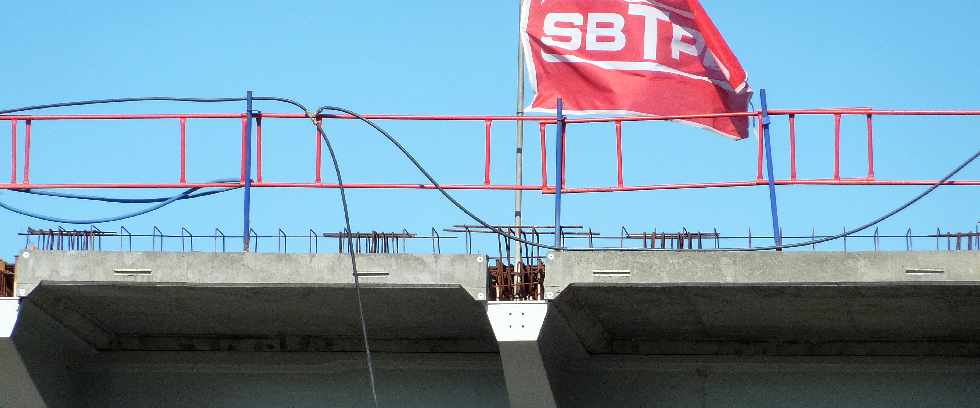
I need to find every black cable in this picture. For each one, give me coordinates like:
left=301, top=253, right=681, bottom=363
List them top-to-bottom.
left=0, top=95, right=380, bottom=406
left=0, top=96, right=973, bottom=408
left=2, top=96, right=975, bottom=253
left=0, top=97, right=244, bottom=115
left=254, top=97, right=379, bottom=407
left=309, top=105, right=978, bottom=253
left=313, top=105, right=563, bottom=251
left=685, top=148, right=980, bottom=252
left=0, top=182, right=238, bottom=224
left=12, top=185, right=238, bottom=203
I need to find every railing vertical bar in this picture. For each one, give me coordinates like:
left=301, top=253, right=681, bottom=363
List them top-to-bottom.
left=756, top=113, right=764, bottom=181
left=834, top=113, right=842, bottom=180
left=789, top=114, right=797, bottom=180
left=866, top=114, right=875, bottom=180
left=240, top=116, right=247, bottom=183
left=256, top=116, right=263, bottom=183
left=179, top=117, right=187, bottom=184
left=315, top=117, right=323, bottom=184
left=10, top=119, right=17, bottom=184
left=23, top=119, right=31, bottom=184
left=484, top=120, right=492, bottom=185
left=615, top=120, right=624, bottom=188
left=539, top=122, right=548, bottom=189
left=561, top=124, right=567, bottom=188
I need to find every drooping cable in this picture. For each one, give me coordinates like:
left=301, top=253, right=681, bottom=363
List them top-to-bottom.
left=0, top=95, right=380, bottom=406
left=7, top=96, right=971, bottom=253
left=0, top=97, right=245, bottom=115
left=0, top=97, right=249, bottom=222
left=253, top=97, right=379, bottom=408
left=307, top=105, right=978, bottom=253
left=312, top=105, right=563, bottom=251
left=689, top=148, right=979, bottom=252
left=0, top=180, right=240, bottom=224
left=12, top=185, right=238, bottom=203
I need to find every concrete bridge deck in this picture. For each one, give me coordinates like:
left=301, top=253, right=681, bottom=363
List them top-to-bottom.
left=2, top=250, right=979, bottom=407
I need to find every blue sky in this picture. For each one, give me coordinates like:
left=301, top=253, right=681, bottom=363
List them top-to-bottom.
left=0, top=0, right=977, bottom=256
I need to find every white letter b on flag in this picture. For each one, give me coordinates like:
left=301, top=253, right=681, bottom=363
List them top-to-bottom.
left=586, top=13, right=625, bottom=51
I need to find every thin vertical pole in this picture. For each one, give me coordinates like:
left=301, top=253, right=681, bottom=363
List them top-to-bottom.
left=514, top=0, right=526, bottom=271
left=760, top=89, right=782, bottom=249
left=243, top=91, right=254, bottom=252
left=554, top=98, right=565, bottom=248
left=23, top=120, right=31, bottom=184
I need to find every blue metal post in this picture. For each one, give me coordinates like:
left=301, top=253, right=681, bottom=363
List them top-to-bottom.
left=760, top=89, right=783, bottom=249
left=243, top=90, right=254, bottom=252
left=554, top=98, right=565, bottom=248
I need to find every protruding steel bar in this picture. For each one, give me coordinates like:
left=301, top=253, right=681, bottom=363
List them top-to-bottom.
left=120, top=226, right=132, bottom=252
left=152, top=226, right=163, bottom=252
left=181, top=227, right=194, bottom=252
left=214, top=228, right=226, bottom=252
left=278, top=228, right=287, bottom=253
left=309, top=229, right=318, bottom=253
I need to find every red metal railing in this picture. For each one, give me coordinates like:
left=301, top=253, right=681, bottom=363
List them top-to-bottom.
left=0, top=110, right=978, bottom=192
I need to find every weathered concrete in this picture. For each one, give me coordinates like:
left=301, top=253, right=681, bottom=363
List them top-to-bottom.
left=4, top=249, right=980, bottom=407
left=13, top=251, right=494, bottom=353
left=14, top=251, right=489, bottom=300
left=544, top=251, right=980, bottom=291
left=544, top=252, right=980, bottom=357
left=0, top=298, right=47, bottom=408
left=487, top=301, right=558, bottom=408
left=73, top=352, right=508, bottom=408
left=554, top=355, right=980, bottom=407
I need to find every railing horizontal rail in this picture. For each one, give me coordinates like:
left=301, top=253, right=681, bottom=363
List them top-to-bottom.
left=1, top=110, right=977, bottom=193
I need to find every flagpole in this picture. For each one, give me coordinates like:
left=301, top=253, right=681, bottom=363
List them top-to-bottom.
left=514, top=0, right=525, bottom=274
left=554, top=97, right=564, bottom=248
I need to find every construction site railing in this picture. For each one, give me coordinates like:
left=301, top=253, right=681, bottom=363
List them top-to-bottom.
left=1, top=110, right=978, bottom=192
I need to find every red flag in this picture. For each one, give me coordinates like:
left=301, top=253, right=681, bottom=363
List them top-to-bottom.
left=521, top=0, right=752, bottom=139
